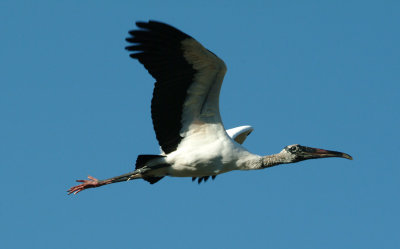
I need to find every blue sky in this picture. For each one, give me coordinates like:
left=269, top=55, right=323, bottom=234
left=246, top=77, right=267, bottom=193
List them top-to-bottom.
left=1, top=1, right=399, bottom=248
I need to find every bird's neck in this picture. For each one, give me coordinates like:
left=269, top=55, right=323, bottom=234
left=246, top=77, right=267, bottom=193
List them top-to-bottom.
left=242, top=153, right=288, bottom=170
left=261, top=153, right=289, bottom=169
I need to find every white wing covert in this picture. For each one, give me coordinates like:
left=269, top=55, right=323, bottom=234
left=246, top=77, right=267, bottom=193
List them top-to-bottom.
left=226, top=125, right=254, bottom=144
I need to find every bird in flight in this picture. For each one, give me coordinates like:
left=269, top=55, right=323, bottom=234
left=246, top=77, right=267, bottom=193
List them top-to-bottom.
left=68, top=20, right=352, bottom=195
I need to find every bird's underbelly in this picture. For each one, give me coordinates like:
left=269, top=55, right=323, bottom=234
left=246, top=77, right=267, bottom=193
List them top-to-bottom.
left=164, top=141, right=244, bottom=177
left=167, top=159, right=234, bottom=177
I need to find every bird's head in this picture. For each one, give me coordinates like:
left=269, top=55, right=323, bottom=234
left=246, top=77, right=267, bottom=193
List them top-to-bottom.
left=279, top=144, right=353, bottom=163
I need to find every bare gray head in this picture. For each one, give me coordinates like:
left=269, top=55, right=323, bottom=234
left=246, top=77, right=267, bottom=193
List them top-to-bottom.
left=261, top=144, right=352, bottom=168
left=279, top=144, right=353, bottom=163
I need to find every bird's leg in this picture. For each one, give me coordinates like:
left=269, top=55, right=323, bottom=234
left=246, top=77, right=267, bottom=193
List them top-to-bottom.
left=67, top=168, right=150, bottom=195
left=67, top=175, right=112, bottom=195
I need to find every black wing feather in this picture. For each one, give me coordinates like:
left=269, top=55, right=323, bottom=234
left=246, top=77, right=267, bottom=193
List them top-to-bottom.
left=126, top=21, right=196, bottom=154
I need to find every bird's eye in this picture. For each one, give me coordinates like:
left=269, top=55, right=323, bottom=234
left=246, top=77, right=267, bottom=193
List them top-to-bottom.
left=290, top=146, right=298, bottom=152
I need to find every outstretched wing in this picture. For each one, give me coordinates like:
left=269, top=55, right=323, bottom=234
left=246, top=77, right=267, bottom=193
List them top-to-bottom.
left=126, top=21, right=227, bottom=154
left=226, top=125, right=254, bottom=145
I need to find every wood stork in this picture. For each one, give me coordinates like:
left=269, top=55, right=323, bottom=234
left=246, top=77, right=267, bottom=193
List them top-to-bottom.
left=68, top=20, right=352, bottom=195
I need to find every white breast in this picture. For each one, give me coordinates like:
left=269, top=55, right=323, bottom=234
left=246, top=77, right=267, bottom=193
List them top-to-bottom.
left=164, top=123, right=259, bottom=177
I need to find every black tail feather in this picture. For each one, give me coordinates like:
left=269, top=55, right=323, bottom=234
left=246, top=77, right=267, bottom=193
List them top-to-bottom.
left=135, top=154, right=166, bottom=184
left=136, top=155, right=165, bottom=169
left=144, top=176, right=164, bottom=184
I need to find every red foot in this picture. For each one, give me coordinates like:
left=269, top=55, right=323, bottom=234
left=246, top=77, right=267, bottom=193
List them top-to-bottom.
left=67, top=176, right=110, bottom=195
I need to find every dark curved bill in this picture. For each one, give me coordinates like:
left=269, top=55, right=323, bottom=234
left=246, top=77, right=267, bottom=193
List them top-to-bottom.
left=302, top=146, right=353, bottom=160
